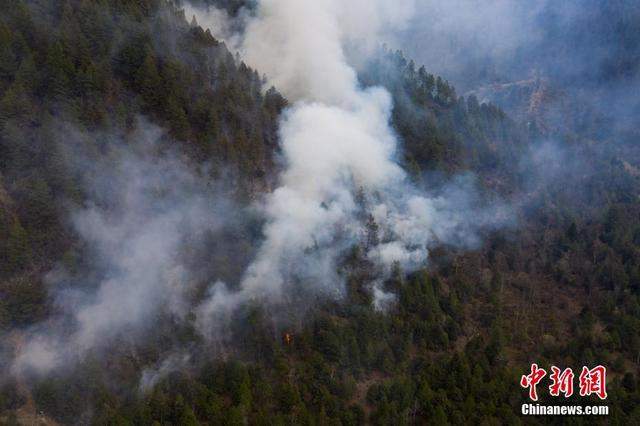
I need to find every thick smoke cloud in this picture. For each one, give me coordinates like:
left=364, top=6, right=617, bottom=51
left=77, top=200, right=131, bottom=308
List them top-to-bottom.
left=12, top=0, right=515, bottom=379
left=189, top=0, right=511, bottom=329
left=240, top=0, right=415, bottom=104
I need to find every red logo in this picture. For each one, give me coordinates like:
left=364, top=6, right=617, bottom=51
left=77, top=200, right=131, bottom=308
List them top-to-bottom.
left=520, top=363, right=547, bottom=401
left=520, top=364, right=607, bottom=401
left=579, top=365, right=607, bottom=400
left=549, top=366, right=574, bottom=397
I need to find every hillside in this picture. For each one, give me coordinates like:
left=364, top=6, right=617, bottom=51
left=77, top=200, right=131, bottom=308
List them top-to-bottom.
left=1, top=1, right=639, bottom=425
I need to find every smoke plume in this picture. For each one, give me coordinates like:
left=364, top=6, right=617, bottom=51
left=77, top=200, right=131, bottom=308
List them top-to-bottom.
left=13, top=0, right=512, bottom=377
left=191, top=0, right=510, bottom=330
left=12, top=122, right=239, bottom=375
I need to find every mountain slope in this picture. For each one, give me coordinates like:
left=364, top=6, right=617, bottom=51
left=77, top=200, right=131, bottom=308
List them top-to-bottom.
left=0, top=1, right=640, bottom=425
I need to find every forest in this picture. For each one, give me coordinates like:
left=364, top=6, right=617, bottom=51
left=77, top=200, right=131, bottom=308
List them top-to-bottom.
left=1, top=0, right=639, bottom=424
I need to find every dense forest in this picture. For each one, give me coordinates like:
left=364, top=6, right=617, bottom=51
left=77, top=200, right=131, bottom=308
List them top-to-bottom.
left=1, top=0, right=640, bottom=425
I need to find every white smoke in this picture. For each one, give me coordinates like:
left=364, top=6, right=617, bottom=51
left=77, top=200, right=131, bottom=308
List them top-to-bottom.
left=13, top=0, right=513, bottom=375
left=191, top=0, right=510, bottom=331
left=240, top=0, right=415, bottom=104
left=182, top=2, right=245, bottom=51
left=12, top=123, right=235, bottom=374
left=372, top=281, right=396, bottom=312
left=139, top=353, right=191, bottom=393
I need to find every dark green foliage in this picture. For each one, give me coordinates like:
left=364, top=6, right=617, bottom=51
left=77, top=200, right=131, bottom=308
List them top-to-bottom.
left=0, top=0, right=284, bottom=331
left=0, top=1, right=639, bottom=425
left=361, top=48, right=525, bottom=176
left=0, top=380, right=25, bottom=412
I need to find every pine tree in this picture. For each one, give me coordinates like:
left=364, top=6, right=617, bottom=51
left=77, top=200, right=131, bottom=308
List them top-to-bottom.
left=0, top=22, right=17, bottom=82
left=45, top=41, right=74, bottom=99
left=135, top=51, right=162, bottom=106
left=0, top=81, right=32, bottom=123
left=165, top=97, right=190, bottom=141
